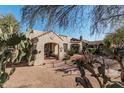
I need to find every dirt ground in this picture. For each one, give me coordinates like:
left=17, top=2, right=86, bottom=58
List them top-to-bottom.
left=4, top=60, right=120, bottom=88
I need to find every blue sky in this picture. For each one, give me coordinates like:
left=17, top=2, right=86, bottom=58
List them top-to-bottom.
left=0, top=5, right=105, bottom=41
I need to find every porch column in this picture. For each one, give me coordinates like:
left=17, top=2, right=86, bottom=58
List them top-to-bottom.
left=34, top=42, right=45, bottom=65
left=58, top=42, right=64, bottom=60
left=79, top=42, right=82, bottom=53
left=68, top=43, right=71, bottom=50
left=54, top=44, right=59, bottom=56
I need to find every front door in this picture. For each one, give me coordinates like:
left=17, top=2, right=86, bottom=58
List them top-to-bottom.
left=44, top=43, right=59, bottom=59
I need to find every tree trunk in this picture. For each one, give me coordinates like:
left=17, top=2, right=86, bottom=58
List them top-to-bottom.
left=118, top=57, right=124, bottom=82
left=121, top=68, right=124, bottom=82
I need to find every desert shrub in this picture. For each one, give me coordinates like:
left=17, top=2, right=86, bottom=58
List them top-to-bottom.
left=87, top=48, right=96, bottom=54
left=67, top=49, right=78, bottom=56
left=67, top=49, right=74, bottom=56
left=63, top=54, right=70, bottom=64
left=63, top=54, right=70, bottom=60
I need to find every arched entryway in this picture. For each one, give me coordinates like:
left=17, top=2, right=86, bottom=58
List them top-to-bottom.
left=44, top=43, right=59, bottom=59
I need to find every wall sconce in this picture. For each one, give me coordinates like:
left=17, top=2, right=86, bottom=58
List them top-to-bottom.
left=39, top=51, right=41, bottom=53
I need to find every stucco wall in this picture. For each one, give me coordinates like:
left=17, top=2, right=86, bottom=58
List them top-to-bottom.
left=29, top=30, right=82, bottom=65
left=33, top=32, right=66, bottom=65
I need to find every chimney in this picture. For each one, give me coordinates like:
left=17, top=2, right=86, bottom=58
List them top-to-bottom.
left=80, top=36, right=82, bottom=41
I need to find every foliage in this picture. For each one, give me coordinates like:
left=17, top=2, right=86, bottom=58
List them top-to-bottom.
left=21, top=5, right=124, bottom=88
left=22, top=5, right=124, bottom=34
left=0, top=13, right=20, bottom=33
left=0, top=14, right=33, bottom=87
left=104, top=27, right=124, bottom=47
left=0, top=29, right=33, bottom=87
left=104, top=40, right=111, bottom=48
left=72, top=45, right=124, bottom=88
left=96, top=45, right=124, bottom=83
left=87, top=48, right=96, bottom=54
left=67, top=49, right=77, bottom=56
left=62, top=54, right=70, bottom=64
left=63, top=54, right=70, bottom=60
left=74, top=60, right=102, bottom=88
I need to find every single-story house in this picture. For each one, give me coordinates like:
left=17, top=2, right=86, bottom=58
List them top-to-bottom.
left=28, top=30, right=84, bottom=65
left=85, top=40, right=103, bottom=48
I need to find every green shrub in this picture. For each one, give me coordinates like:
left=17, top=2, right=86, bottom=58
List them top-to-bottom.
left=87, top=48, right=96, bottom=54
left=67, top=49, right=76, bottom=56
left=67, top=49, right=79, bottom=56
left=63, top=54, right=70, bottom=60
left=63, top=54, right=70, bottom=64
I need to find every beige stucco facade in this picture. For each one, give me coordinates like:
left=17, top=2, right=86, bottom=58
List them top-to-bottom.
left=28, top=30, right=83, bottom=65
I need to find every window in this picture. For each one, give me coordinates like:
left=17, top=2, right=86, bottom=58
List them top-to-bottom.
left=63, top=43, right=68, bottom=52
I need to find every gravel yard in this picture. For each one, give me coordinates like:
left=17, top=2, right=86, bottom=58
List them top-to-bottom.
left=4, top=59, right=121, bottom=88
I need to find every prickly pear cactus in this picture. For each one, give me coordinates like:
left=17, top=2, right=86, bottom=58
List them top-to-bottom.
left=0, top=27, right=32, bottom=88
left=0, top=49, right=16, bottom=87
left=74, top=57, right=124, bottom=88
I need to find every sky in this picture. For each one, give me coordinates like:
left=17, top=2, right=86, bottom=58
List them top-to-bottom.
left=0, top=5, right=106, bottom=41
